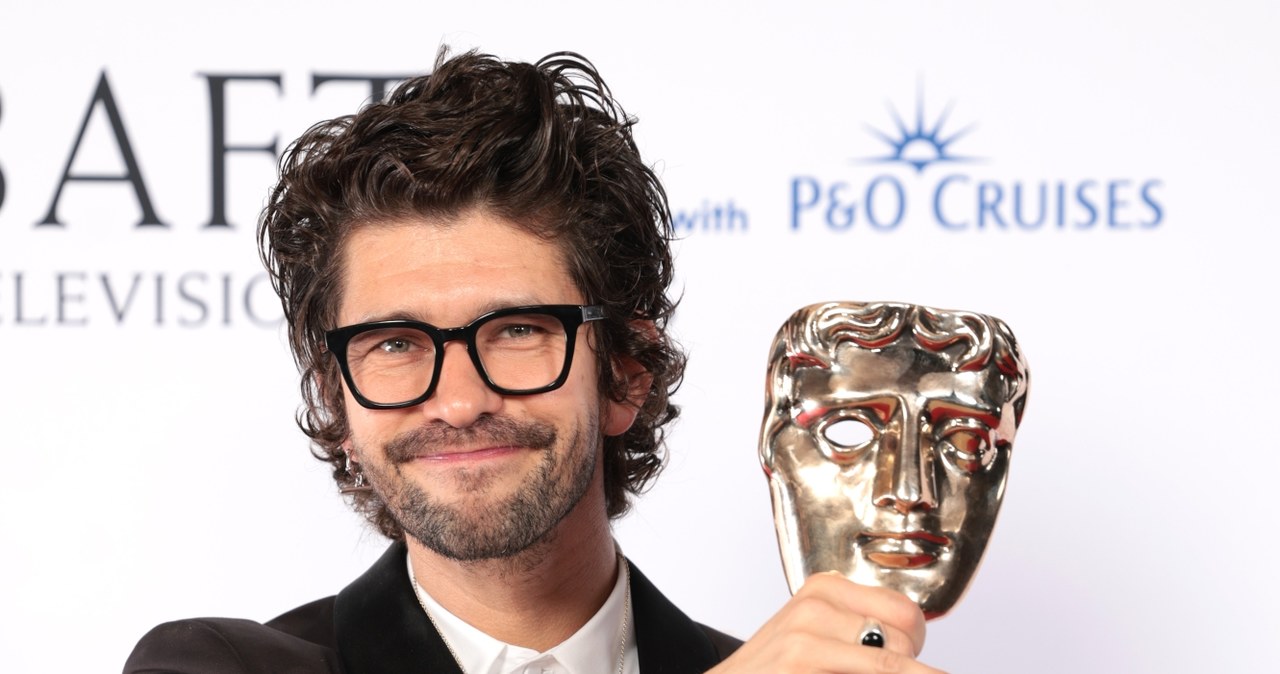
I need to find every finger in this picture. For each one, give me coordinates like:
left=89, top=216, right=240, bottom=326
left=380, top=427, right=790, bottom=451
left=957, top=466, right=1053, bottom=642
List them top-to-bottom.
left=797, top=573, right=929, bottom=656
left=762, top=585, right=919, bottom=658
left=851, top=613, right=918, bottom=658
left=857, top=617, right=887, bottom=648
left=715, top=629, right=949, bottom=674
left=792, top=639, right=950, bottom=674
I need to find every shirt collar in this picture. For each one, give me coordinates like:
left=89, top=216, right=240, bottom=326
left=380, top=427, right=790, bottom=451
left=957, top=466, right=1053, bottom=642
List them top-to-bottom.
left=406, top=551, right=636, bottom=674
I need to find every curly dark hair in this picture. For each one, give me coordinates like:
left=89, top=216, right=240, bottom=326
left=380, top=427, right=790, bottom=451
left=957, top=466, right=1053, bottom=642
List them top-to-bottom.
left=257, top=49, right=684, bottom=539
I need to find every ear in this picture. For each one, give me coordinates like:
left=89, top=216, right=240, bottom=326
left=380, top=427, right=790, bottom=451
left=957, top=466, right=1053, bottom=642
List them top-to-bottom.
left=602, top=321, right=656, bottom=437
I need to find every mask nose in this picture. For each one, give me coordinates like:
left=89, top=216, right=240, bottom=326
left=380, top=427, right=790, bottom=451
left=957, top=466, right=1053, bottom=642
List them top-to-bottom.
left=872, top=411, right=938, bottom=514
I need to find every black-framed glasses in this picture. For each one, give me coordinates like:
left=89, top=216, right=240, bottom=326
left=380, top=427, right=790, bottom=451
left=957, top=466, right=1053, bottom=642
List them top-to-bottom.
left=325, top=304, right=606, bottom=410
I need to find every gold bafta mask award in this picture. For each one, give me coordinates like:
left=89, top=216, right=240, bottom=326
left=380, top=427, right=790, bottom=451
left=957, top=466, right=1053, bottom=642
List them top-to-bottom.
left=760, top=302, right=1029, bottom=619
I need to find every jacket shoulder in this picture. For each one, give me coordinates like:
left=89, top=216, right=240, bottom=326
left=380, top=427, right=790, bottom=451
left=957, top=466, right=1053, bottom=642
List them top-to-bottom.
left=266, top=596, right=339, bottom=649
left=124, top=610, right=342, bottom=674
left=698, top=623, right=743, bottom=661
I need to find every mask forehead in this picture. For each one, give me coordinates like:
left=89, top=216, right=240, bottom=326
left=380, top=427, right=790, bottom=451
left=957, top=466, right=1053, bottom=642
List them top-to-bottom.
left=791, top=343, right=1005, bottom=420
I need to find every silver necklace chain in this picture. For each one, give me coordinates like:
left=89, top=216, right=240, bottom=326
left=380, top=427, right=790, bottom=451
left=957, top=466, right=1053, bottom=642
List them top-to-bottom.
left=409, top=557, right=631, bottom=674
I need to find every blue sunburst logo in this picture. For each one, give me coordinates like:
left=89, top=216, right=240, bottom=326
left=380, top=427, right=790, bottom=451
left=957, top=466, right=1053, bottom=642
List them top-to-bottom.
left=860, top=84, right=979, bottom=173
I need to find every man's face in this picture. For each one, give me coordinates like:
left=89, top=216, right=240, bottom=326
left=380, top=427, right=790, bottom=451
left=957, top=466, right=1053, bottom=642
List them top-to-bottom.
left=336, top=209, right=627, bottom=561
left=763, top=335, right=1018, bottom=618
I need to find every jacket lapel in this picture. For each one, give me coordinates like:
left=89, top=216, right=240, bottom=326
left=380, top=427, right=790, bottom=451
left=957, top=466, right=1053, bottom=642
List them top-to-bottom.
left=333, top=541, right=463, bottom=674
left=333, top=543, right=719, bottom=674
left=629, top=563, right=721, bottom=674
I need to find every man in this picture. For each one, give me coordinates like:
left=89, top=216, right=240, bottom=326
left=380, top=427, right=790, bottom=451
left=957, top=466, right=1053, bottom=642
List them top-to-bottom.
left=126, top=50, right=944, bottom=674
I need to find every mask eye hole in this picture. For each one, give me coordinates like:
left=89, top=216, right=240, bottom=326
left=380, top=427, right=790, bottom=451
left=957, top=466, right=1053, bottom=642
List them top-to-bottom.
left=822, top=417, right=875, bottom=450
left=935, top=419, right=998, bottom=473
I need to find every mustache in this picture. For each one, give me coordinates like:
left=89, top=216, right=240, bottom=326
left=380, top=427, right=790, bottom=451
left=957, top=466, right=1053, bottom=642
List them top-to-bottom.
left=383, top=415, right=558, bottom=463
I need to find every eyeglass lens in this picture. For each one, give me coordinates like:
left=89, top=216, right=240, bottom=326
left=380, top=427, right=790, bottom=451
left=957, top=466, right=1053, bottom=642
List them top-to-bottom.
left=343, top=311, right=571, bottom=404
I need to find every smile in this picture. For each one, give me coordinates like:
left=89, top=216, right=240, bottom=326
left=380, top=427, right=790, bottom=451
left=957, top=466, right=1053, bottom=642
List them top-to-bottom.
left=411, top=445, right=529, bottom=463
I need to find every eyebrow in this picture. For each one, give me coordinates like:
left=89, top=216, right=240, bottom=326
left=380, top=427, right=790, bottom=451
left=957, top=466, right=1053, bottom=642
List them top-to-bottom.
left=352, top=297, right=556, bottom=326
left=797, top=398, right=894, bottom=427
left=849, top=399, right=894, bottom=425
left=928, top=402, right=1000, bottom=428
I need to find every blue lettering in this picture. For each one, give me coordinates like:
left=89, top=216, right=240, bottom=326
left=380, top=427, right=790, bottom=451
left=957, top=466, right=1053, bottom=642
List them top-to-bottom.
left=933, top=175, right=968, bottom=230
left=865, top=176, right=905, bottom=230
left=790, top=177, right=820, bottom=230
left=1108, top=179, right=1131, bottom=228
left=1140, top=180, right=1163, bottom=228
left=977, top=181, right=1006, bottom=228
left=1074, top=181, right=1097, bottom=229
left=825, top=182, right=855, bottom=230
left=1013, top=182, right=1047, bottom=229
left=1055, top=182, right=1067, bottom=228
left=673, top=200, right=749, bottom=233
left=726, top=200, right=749, bottom=231
left=709, top=203, right=725, bottom=231
left=672, top=208, right=698, bottom=231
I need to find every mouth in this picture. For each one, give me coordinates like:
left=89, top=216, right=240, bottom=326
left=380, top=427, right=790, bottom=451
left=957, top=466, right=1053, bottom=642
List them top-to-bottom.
left=384, top=417, right=558, bottom=465
left=411, top=444, right=529, bottom=463
left=857, top=531, right=952, bottom=569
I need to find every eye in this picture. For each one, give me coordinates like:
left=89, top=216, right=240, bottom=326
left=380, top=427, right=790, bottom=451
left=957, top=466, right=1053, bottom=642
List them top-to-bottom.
left=483, top=314, right=563, bottom=344
left=500, top=323, right=542, bottom=339
left=347, top=328, right=431, bottom=361
left=379, top=338, right=412, bottom=353
left=799, top=405, right=883, bottom=464
left=823, top=417, right=875, bottom=449
left=936, top=422, right=996, bottom=473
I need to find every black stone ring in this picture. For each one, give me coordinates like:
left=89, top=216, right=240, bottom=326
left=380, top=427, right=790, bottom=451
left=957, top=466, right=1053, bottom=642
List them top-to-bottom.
left=859, top=618, right=886, bottom=648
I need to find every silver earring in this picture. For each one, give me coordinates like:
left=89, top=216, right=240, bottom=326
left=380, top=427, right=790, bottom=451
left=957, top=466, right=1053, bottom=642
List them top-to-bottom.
left=340, top=453, right=372, bottom=494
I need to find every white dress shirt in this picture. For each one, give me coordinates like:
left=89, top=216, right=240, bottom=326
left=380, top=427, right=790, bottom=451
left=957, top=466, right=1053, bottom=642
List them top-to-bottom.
left=407, top=553, right=639, bottom=674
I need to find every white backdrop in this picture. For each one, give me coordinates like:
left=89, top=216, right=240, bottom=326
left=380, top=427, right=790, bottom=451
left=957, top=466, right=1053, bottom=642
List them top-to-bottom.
left=2, top=2, right=1277, bottom=672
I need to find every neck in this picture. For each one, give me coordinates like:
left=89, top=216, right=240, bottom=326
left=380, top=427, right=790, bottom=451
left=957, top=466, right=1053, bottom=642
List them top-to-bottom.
left=406, top=485, right=618, bottom=651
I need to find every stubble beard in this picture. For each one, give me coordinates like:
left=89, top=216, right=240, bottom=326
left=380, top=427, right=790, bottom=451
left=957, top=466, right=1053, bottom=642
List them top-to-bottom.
left=359, top=413, right=599, bottom=563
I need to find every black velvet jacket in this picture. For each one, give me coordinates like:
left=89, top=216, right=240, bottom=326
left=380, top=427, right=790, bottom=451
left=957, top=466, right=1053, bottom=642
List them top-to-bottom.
left=125, top=541, right=741, bottom=674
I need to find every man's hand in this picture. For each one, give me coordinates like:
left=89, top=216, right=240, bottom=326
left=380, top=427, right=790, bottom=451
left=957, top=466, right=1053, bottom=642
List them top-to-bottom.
left=710, top=573, right=948, bottom=674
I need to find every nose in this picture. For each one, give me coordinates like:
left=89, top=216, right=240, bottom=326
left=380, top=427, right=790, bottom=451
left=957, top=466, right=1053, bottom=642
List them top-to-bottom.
left=418, top=341, right=503, bottom=428
left=872, top=411, right=938, bottom=514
